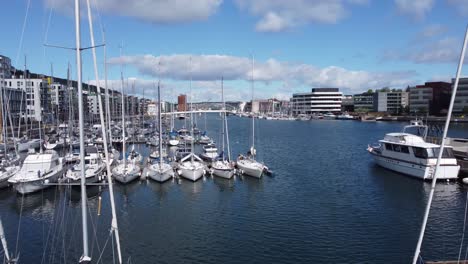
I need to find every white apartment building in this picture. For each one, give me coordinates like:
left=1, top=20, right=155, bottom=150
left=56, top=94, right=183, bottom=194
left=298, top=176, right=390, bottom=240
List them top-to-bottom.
left=4, top=77, right=45, bottom=121
left=291, top=88, right=342, bottom=115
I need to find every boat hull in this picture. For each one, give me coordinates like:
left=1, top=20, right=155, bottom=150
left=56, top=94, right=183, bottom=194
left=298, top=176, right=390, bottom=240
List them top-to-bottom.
left=371, top=153, right=460, bottom=180
left=237, top=159, right=264, bottom=178
left=178, top=162, right=205, bottom=181
left=146, top=163, right=174, bottom=182
left=112, top=164, right=141, bottom=184
left=212, top=166, right=234, bottom=179
left=10, top=170, right=62, bottom=194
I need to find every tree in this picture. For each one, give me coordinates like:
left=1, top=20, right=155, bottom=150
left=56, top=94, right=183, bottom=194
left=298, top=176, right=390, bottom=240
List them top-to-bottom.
left=366, top=89, right=373, bottom=94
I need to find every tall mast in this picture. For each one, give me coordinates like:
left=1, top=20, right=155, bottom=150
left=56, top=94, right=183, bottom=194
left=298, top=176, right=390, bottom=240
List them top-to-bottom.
left=74, top=0, right=90, bottom=262
left=85, top=0, right=123, bottom=262
left=412, top=26, right=468, bottom=264
left=103, top=34, right=113, bottom=148
left=120, top=46, right=126, bottom=171
left=251, top=55, right=255, bottom=159
left=190, top=57, right=194, bottom=163
left=221, top=77, right=225, bottom=160
left=158, top=81, right=163, bottom=167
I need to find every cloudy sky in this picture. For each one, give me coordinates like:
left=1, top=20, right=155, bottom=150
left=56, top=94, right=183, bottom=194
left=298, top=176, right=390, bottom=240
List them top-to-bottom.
left=2, top=0, right=468, bottom=101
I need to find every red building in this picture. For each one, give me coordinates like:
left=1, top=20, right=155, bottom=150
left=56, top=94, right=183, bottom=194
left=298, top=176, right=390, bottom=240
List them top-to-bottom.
left=178, top=94, right=187, bottom=111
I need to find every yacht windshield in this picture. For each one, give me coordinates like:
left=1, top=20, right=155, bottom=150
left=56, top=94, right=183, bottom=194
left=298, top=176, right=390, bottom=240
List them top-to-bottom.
left=427, top=147, right=455, bottom=159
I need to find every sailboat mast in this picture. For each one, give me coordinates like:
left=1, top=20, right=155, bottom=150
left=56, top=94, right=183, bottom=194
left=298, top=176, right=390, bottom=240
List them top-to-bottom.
left=74, top=0, right=90, bottom=261
left=85, top=0, right=123, bottom=262
left=412, top=26, right=468, bottom=264
left=103, top=39, right=113, bottom=148
left=120, top=46, right=126, bottom=171
left=251, top=55, right=255, bottom=159
left=190, top=57, right=194, bottom=163
left=221, top=77, right=225, bottom=161
left=158, top=81, right=163, bottom=167
left=0, top=217, right=12, bottom=262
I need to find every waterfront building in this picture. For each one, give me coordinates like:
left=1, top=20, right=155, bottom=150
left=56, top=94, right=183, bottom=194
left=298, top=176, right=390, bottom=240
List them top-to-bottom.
left=4, top=76, right=47, bottom=121
left=452, top=77, right=468, bottom=113
left=409, top=82, right=451, bottom=115
left=291, top=88, right=342, bottom=115
left=373, top=91, right=409, bottom=114
left=353, top=93, right=374, bottom=112
left=178, top=94, right=187, bottom=111
left=342, top=95, right=354, bottom=112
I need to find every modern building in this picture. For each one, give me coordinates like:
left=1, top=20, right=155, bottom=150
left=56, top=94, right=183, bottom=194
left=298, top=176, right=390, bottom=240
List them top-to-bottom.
left=452, top=78, right=468, bottom=113
left=409, top=82, right=451, bottom=115
left=291, top=88, right=342, bottom=115
left=373, top=91, right=409, bottom=114
left=353, top=93, right=374, bottom=112
left=178, top=94, right=187, bottom=112
left=341, top=95, right=354, bottom=112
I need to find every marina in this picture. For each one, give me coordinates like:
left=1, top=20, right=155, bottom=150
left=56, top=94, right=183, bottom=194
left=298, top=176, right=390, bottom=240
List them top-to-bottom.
left=2, top=1, right=468, bottom=263
left=2, top=116, right=468, bottom=263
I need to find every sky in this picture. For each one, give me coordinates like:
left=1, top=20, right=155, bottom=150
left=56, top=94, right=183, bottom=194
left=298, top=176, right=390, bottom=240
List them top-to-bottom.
left=1, top=0, right=468, bottom=102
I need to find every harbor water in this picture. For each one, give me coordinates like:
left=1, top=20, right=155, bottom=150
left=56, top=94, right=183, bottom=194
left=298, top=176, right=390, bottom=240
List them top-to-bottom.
left=1, top=115, right=468, bottom=263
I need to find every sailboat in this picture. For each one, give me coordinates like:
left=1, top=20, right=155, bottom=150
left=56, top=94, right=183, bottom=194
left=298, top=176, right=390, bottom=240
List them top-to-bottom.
left=112, top=54, right=141, bottom=184
left=236, top=56, right=267, bottom=178
left=177, top=58, right=206, bottom=181
left=211, top=77, right=235, bottom=179
left=144, top=81, right=174, bottom=182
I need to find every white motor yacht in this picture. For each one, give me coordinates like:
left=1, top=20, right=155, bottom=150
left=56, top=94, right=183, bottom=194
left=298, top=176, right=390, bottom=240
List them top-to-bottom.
left=367, top=132, right=460, bottom=180
left=200, top=142, right=218, bottom=162
left=65, top=146, right=105, bottom=184
left=8, top=150, right=64, bottom=194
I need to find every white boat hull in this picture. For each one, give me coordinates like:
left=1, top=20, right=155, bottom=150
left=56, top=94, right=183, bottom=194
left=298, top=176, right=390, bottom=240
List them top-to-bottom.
left=169, top=139, right=179, bottom=146
left=371, top=153, right=460, bottom=180
left=237, top=159, right=264, bottom=178
left=178, top=161, right=205, bottom=181
left=211, top=162, right=234, bottom=179
left=112, top=163, right=141, bottom=184
left=145, top=163, right=174, bottom=182
left=0, top=166, right=20, bottom=188
left=10, top=169, right=62, bottom=194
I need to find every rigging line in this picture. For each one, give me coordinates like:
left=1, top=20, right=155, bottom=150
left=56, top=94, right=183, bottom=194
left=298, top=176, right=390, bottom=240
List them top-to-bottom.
left=13, top=0, right=31, bottom=77
left=43, top=0, right=55, bottom=45
left=41, top=187, right=61, bottom=264
left=457, top=192, right=468, bottom=263
left=14, top=193, right=25, bottom=259
left=87, top=197, right=102, bottom=259
left=95, top=230, right=113, bottom=263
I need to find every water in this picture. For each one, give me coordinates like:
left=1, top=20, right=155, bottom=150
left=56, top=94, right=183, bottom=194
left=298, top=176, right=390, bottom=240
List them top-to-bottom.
left=2, top=115, right=468, bottom=263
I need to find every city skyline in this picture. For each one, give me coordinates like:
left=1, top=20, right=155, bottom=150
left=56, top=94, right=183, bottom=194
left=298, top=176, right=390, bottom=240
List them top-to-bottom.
left=1, top=0, right=467, bottom=102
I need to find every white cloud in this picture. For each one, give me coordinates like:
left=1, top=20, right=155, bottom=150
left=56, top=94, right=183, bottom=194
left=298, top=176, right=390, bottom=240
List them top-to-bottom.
left=45, top=0, right=222, bottom=23
left=235, top=0, right=366, bottom=32
left=394, top=0, right=434, bottom=20
left=447, top=0, right=468, bottom=15
left=255, top=12, right=290, bottom=32
left=420, top=24, right=447, bottom=38
left=384, top=37, right=464, bottom=64
left=106, top=53, right=419, bottom=100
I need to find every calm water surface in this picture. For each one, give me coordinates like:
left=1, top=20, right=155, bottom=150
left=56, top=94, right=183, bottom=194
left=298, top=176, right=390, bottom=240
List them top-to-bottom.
left=2, top=115, right=468, bottom=263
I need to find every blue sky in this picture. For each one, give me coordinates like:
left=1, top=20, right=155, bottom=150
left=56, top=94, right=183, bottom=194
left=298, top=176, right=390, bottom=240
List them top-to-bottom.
left=1, top=0, right=468, bottom=102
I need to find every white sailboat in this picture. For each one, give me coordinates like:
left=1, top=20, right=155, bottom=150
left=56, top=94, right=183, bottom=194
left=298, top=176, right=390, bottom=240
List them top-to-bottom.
left=112, top=49, right=141, bottom=184
left=236, top=56, right=267, bottom=178
left=178, top=58, right=205, bottom=181
left=212, top=77, right=235, bottom=179
left=144, top=81, right=174, bottom=182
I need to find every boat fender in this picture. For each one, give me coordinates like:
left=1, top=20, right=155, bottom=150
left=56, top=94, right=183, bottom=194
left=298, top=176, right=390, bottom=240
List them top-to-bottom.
left=463, top=178, right=468, bottom=185
left=44, top=179, right=49, bottom=184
